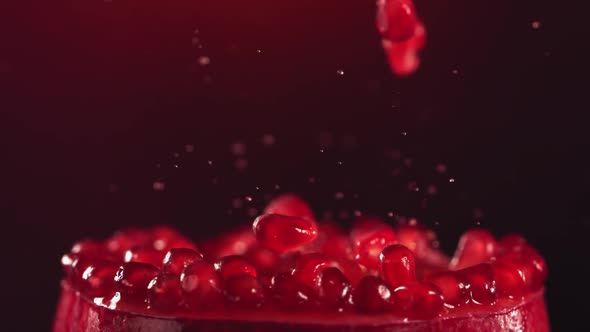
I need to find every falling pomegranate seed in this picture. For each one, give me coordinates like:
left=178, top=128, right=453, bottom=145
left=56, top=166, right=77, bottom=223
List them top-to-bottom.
left=376, top=0, right=419, bottom=43
left=382, top=21, right=425, bottom=76
left=263, top=193, right=315, bottom=220
left=253, top=214, right=319, bottom=253
left=350, top=217, right=397, bottom=270
left=449, top=229, right=497, bottom=271
left=380, top=244, right=416, bottom=289
left=124, top=245, right=167, bottom=267
left=162, top=248, right=204, bottom=275
left=291, top=253, right=330, bottom=289
left=214, top=255, right=258, bottom=279
left=80, top=260, right=119, bottom=298
left=114, top=262, right=160, bottom=302
left=180, top=262, right=223, bottom=311
left=458, top=263, right=497, bottom=305
left=314, top=267, right=352, bottom=311
left=426, top=271, right=469, bottom=308
left=271, top=272, right=317, bottom=309
left=146, top=273, right=183, bottom=311
left=223, top=274, right=265, bottom=308
left=352, top=276, right=392, bottom=313
left=391, top=281, right=444, bottom=319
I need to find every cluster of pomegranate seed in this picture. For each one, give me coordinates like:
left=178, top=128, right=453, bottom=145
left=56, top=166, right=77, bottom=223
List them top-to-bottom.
left=376, top=0, right=426, bottom=76
left=60, top=194, right=547, bottom=320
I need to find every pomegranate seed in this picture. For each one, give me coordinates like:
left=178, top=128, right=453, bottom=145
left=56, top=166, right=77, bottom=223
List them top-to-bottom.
left=376, top=0, right=418, bottom=43
left=382, top=22, right=425, bottom=76
left=263, top=193, right=314, bottom=220
left=253, top=214, right=319, bottom=253
left=350, top=217, right=396, bottom=270
left=315, top=222, right=353, bottom=259
left=152, top=226, right=197, bottom=251
left=199, top=226, right=256, bottom=260
left=107, top=228, right=152, bottom=254
left=449, top=229, right=496, bottom=271
left=497, top=233, right=527, bottom=255
left=71, top=239, right=104, bottom=256
left=380, top=244, right=416, bottom=289
left=124, top=245, right=167, bottom=267
left=246, top=246, right=280, bottom=273
left=522, top=247, right=548, bottom=290
left=162, top=248, right=204, bottom=275
left=61, top=253, right=79, bottom=278
left=291, top=253, right=330, bottom=289
left=214, top=255, right=257, bottom=279
left=71, top=256, right=96, bottom=287
left=333, top=259, right=366, bottom=287
left=81, top=260, right=119, bottom=297
left=492, top=260, right=527, bottom=299
left=114, top=262, right=160, bottom=300
left=180, top=262, right=223, bottom=310
left=458, top=263, right=497, bottom=305
left=315, top=267, right=352, bottom=311
left=271, top=272, right=317, bottom=309
left=426, top=272, right=469, bottom=308
left=146, top=273, right=183, bottom=311
left=223, top=274, right=265, bottom=308
left=352, top=276, right=392, bottom=313
left=391, top=282, right=444, bottom=319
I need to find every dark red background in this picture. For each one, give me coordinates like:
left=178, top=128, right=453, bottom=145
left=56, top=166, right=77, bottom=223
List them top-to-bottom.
left=1, top=0, right=587, bottom=330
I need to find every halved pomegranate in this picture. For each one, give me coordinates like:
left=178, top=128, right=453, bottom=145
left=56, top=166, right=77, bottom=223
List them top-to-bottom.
left=54, top=194, right=549, bottom=332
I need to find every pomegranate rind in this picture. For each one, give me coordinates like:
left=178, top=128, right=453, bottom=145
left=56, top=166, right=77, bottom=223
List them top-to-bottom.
left=54, top=280, right=549, bottom=332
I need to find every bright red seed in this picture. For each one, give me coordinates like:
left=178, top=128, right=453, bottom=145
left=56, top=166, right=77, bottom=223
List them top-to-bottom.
left=376, top=0, right=419, bottom=43
left=382, top=21, right=425, bottom=76
left=263, top=193, right=315, bottom=220
left=253, top=214, right=319, bottom=253
left=350, top=217, right=397, bottom=270
left=315, top=222, right=353, bottom=259
left=151, top=226, right=197, bottom=251
left=199, top=226, right=257, bottom=260
left=106, top=228, right=152, bottom=254
left=449, top=228, right=497, bottom=271
left=497, top=233, right=528, bottom=255
left=380, top=244, right=416, bottom=289
left=124, top=245, right=167, bottom=267
left=246, top=246, right=280, bottom=274
left=522, top=247, right=548, bottom=290
left=162, top=248, right=204, bottom=275
left=61, top=253, right=79, bottom=279
left=291, top=253, right=330, bottom=289
left=214, top=255, right=258, bottom=279
left=71, top=256, right=96, bottom=287
left=333, top=259, right=366, bottom=287
left=80, top=260, right=119, bottom=297
left=492, top=260, right=527, bottom=299
left=114, top=262, right=160, bottom=300
left=180, top=262, right=223, bottom=311
left=458, top=263, right=497, bottom=305
left=314, top=267, right=352, bottom=311
left=426, top=271, right=469, bottom=308
left=271, top=272, right=317, bottom=309
left=146, top=273, right=183, bottom=311
left=223, top=274, right=265, bottom=308
left=352, top=276, right=392, bottom=313
left=391, top=281, right=444, bottom=319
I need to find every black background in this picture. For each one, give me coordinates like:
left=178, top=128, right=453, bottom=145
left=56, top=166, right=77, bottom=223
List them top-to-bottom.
left=1, top=0, right=588, bottom=331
